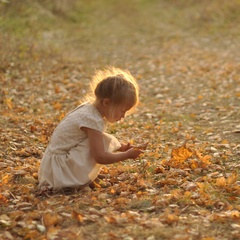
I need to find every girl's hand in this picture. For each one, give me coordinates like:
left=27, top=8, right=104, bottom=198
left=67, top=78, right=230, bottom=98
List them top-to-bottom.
left=85, top=128, right=146, bottom=164
left=118, top=142, right=132, bottom=152
left=119, top=142, right=149, bottom=152
left=126, top=148, right=143, bottom=159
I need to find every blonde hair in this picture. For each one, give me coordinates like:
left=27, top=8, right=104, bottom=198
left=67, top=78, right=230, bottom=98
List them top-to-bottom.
left=87, top=67, right=139, bottom=110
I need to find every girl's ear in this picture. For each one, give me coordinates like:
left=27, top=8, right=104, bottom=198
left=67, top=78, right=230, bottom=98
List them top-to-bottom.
left=102, top=98, right=111, bottom=107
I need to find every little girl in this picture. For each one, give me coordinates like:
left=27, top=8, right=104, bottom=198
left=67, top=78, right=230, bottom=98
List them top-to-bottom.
left=38, top=66, right=145, bottom=190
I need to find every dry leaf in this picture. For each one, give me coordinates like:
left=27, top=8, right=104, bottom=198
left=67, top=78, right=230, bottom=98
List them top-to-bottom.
left=43, top=212, right=63, bottom=228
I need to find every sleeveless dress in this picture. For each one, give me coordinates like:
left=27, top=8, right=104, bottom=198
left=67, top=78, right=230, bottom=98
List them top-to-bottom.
left=38, top=102, right=121, bottom=189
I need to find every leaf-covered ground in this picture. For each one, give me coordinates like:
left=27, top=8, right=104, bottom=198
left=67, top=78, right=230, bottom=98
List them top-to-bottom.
left=0, top=1, right=240, bottom=239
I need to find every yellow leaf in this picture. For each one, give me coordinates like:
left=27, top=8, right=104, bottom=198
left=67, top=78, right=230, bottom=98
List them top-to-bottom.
left=55, top=86, right=61, bottom=93
left=4, top=98, right=13, bottom=109
left=172, top=127, right=179, bottom=133
left=39, top=135, right=48, bottom=143
left=129, top=139, right=134, bottom=145
left=221, top=139, right=229, bottom=144
left=164, top=145, right=169, bottom=153
left=201, top=155, right=212, bottom=166
left=190, top=160, right=198, bottom=170
left=100, top=166, right=109, bottom=174
left=227, top=173, right=238, bottom=185
left=0, top=174, right=11, bottom=186
left=216, top=177, right=226, bottom=187
left=136, top=178, right=147, bottom=189
left=196, top=182, right=204, bottom=189
left=110, top=188, right=116, bottom=194
left=170, top=189, right=181, bottom=198
left=184, top=191, right=191, bottom=198
left=91, top=196, right=97, bottom=201
left=113, top=197, right=130, bottom=206
left=231, top=210, right=240, bottom=218
left=24, top=230, right=40, bottom=239
left=201, top=237, right=216, bottom=240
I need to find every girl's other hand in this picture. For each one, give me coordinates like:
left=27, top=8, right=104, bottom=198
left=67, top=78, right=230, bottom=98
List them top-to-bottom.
left=134, top=142, right=148, bottom=150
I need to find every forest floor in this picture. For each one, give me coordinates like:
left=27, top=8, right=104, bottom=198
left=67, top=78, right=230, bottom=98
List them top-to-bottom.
left=0, top=1, right=240, bottom=239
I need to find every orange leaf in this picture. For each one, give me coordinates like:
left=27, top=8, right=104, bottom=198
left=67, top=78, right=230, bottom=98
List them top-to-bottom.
left=53, top=102, right=62, bottom=110
left=171, top=145, right=193, bottom=163
left=202, top=156, right=212, bottom=166
left=154, top=165, right=165, bottom=173
left=0, top=194, right=8, bottom=203
left=163, top=209, right=179, bottom=224
left=72, top=210, right=84, bottom=223
left=43, top=212, right=63, bottom=228
left=165, top=213, right=179, bottom=224
left=104, top=215, right=117, bottom=224
left=46, top=226, right=61, bottom=239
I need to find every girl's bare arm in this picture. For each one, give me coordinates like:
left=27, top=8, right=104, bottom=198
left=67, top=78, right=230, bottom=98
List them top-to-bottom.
left=82, top=127, right=142, bottom=164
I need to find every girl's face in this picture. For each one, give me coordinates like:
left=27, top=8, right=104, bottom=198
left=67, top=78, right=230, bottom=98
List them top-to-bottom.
left=105, top=102, right=133, bottom=123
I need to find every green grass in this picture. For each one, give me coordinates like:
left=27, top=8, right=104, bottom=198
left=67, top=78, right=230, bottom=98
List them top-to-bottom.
left=1, top=0, right=240, bottom=54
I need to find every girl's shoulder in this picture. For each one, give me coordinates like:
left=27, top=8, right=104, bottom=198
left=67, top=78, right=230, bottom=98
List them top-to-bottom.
left=55, top=102, right=106, bottom=133
left=66, top=102, right=91, bottom=114
left=69, top=102, right=102, bottom=121
left=75, top=102, right=98, bottom=115
left=75, top=102, right=106, bottom=131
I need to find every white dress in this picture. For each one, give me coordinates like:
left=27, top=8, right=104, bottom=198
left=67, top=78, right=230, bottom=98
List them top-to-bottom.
left=38, top=102, right=121, bottom=189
